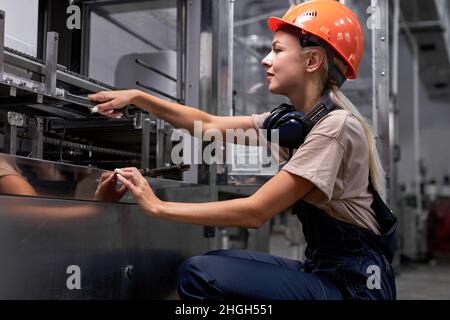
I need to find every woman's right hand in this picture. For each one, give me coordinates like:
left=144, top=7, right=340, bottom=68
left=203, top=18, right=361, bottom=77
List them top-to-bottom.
left=88, top=89, right=141, bottom=118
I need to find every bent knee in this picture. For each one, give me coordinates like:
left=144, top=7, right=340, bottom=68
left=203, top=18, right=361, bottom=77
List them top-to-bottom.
left=176, top=255, right=222, bottom=300
left=177, top=256, right=203, bottom=281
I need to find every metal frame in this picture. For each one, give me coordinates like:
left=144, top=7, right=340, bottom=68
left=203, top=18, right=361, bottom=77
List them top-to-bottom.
left=1, top=0, right=269, bottom=255
left=80, top=0, right=186, bottom=171
left=81, top=0, right=176, bottom=77
left=86, top=0, right=176, bottom=13
left=176, top=0, right=186, bottom=105
left=181, top=0, right=201, bottom=184
left=209, top=0, right=234, bottom=186
left=210, top=0, right=233, bottom=248
left=371, top=0, right=390, bottom=201
left=390, top=0, right=401, bottom=266
left=390, top=0, right=400, bottom=214
left=0, top=1, right=233, bottom=300
left=80, top=1, right=92, bottom=77
left=1, top=6, right=160, bottom=165
left=0, top=10, right=4, bottom=79
left=402, top=10, right=423, bottom=260
left=44, top=31, right=58, bottom=96
left=3, top=49, right=112, bottom=93
left=3, top=111, right=23, bottom=155
left=141, top=114, right=152, bottom=169
left=30, top=117, right=44, bottom=159
left=155, top=119, right=165, bottom=168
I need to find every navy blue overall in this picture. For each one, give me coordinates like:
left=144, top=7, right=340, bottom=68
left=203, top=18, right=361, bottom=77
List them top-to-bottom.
left=177, top=181, right=397, bottom=300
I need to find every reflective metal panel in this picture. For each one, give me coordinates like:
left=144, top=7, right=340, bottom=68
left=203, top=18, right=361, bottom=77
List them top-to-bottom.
left=0, top=153, right=198, bottom=203
left=0, top=195, right=209, bottom=299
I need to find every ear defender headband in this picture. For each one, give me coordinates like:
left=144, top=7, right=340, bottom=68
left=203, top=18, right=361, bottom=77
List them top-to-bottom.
left=262, top=90, right=337, bottom=151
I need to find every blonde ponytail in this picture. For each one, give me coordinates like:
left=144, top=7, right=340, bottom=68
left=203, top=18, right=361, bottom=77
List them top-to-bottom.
left=300, top=46, right=387, bottom=201
left=328, top=85, right=387, bottom=201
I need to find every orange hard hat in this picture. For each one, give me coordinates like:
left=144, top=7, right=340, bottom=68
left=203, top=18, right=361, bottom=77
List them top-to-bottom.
left=268, top=0, right=364, bottom=81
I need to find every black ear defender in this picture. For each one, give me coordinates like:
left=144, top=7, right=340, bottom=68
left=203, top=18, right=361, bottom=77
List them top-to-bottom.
left=262, top=90, right=337, bottom=151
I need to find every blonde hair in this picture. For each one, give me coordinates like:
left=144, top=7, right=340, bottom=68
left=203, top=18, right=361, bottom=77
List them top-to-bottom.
left=302, top=46, right=387, bottom=201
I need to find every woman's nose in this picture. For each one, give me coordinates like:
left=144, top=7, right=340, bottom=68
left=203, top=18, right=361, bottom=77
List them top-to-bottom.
left=261, top=52, right=273, bottom=67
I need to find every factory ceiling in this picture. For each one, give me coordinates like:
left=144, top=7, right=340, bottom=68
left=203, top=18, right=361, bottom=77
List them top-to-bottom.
left=400, top=0, right=450, bottom=102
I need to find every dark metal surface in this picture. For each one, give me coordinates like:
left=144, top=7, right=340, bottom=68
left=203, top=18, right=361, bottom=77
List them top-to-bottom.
left=0, top=10, right=5, bottom=77
left=3, top=46, right=114, bottom=93
left=0, top=153, right=195, bottom=203
left=0, top=154, right=210, bottom=299
left=140, top=164, right=190, bottom=177
left=0, top=194, right=209, bottom=299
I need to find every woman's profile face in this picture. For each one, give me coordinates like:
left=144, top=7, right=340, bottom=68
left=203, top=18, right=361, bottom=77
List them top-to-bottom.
left=261, top=30, right=305, bottom=96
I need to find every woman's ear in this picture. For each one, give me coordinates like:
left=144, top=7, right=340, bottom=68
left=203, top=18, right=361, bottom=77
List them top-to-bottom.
left=305, top=48, right=325, bottom=73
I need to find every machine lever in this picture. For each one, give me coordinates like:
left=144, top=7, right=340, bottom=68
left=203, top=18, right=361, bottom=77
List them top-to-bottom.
left=139, top=164, right=191, bottom=177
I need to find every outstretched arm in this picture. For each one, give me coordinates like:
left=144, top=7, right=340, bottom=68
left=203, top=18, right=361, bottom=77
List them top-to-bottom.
left=89, top=90, right=255, bottom=139
left=115, top=168, right=314, bottom=228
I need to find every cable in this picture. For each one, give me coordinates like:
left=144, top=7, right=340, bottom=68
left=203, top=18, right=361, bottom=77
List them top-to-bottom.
left=18, top=116, right=39, bottom=156
left=23, top=116, right=44, bottom=158
left=43, top=117, right=67, bottom=162
left=55, top=119, right=67, bottom=163
left=18, top=122, right=29, bottom=155
left=59, top=124, right=66, bottom=162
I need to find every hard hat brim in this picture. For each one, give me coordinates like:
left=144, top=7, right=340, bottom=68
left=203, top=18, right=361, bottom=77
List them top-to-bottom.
left=268, top=16, right=298, bottom=34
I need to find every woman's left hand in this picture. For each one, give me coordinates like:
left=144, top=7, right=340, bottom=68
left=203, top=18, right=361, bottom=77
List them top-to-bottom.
left=114, top=167, right=162, bottom=217
left=94, top=171, right=128, bottom=202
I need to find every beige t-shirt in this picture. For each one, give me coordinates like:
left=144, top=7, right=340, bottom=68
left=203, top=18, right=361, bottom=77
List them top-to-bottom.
left=251, top=109, right=381, bottom=235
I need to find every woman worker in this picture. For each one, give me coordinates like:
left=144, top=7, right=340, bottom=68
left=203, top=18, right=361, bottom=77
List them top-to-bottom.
left=90, top=0, right=397, bottom=300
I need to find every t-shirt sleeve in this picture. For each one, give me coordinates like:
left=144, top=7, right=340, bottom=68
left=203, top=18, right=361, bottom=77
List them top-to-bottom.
left=250, top=112, right=270, bottom=130
left=282, top=133, right=345, bottom=203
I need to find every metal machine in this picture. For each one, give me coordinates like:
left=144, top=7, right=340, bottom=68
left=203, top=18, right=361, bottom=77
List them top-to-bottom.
left=0, top=0, right=269, bottom=299
left=0, top=0, right=398, bottom=299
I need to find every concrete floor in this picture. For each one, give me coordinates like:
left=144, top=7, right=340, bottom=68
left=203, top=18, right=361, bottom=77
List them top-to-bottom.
left=269, top=232, right=450, bottom=300
left=396, top=259, right=450, bottom=300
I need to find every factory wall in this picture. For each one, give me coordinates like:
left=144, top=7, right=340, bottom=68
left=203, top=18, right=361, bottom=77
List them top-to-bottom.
left=0, top=0, right=39, bottom=56
left=88, top=8, right=177, bottom=86
left=397, top=34, right=450, bottom=192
